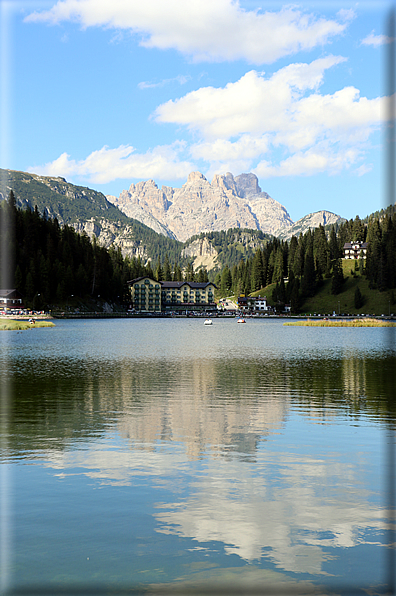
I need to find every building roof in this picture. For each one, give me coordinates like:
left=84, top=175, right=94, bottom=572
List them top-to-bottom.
left=343, top=241, right=368, bottom=249
left=127, top=276, right=158, bottom=285
left=128, top=278, right=216, bottom=289
left=161, top=281, right=215, bottom=289
left=0, top=289, right=22, bottom=298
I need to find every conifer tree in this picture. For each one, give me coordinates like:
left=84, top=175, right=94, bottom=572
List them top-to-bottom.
left=329, top=227, right=339, bottom=260
left=301, top=233, right=316, bottom=297
left=272, top=247, right=284, bottom=283
left=251, top=250, right=264, bottom=291
left=163, top=253, right=172, bottom=281
left=155, top=256, right=163, bottom=282
left=331, top=258, right=344, bottom=295
left=185, top=261, right=195, bottom=282
left=173, top=264, right=182, bottom=281
left=221, top=265, right=232, bottom=296
left=289, top=277, right=300, bottom=313
left=354, top=286, right=364, bottom=309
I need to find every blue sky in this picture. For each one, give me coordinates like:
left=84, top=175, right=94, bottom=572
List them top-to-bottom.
left=1, top=0, right=394, bottom=222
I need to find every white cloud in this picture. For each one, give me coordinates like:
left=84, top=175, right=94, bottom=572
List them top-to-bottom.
left=25, top=1, right=348, bottom=64
left=337, top=9, right=356, bottom=23
left=361, top=31, right=393, bottom=47
left=30, top=56, right=388, bottom=184
left=154, top=57, right=386, bottom=178
left=154, top=57, right=348, bottom=139
left=138, top=75, right=191, bottom=90
left=190, top=135, right=270, bottom=180
left=191, top=135, right=269, bottom=162
left=28, top=143, right=194, bottom=184
left=254, top=144, right=362, bottom=178
left=354, top=163, right=373, bottom=176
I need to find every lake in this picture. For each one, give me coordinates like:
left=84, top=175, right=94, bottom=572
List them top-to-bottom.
left=1, top=318, right=395, bottom=595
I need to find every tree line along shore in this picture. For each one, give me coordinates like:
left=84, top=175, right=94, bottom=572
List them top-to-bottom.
left=1, top=190, right=395, bottom=316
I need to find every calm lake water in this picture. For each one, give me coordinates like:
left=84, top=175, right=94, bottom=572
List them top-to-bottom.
left=1, top=318, right=395, bottom=595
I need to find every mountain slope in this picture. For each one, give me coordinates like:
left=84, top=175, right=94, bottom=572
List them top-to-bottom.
left=0, top=168, right=182, bottom=262
left=0, top=169, right=273, bottom=271
left=107, top=171, right=294, bottom=241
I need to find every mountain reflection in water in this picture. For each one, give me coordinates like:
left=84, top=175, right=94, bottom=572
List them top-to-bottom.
left=1, top=319, right=395, bottom=593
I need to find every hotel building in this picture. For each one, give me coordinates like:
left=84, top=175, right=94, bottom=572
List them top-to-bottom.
left=129, top=277, right=217, bottom=313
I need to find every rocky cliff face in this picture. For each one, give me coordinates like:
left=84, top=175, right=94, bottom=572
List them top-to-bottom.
left=107, top=172, right=294, bottom=242
left=71, top=219, right=148, bottom=258
left=181, top=237, right=219, bottom=271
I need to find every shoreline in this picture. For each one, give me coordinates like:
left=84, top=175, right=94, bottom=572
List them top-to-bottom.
left=2, top=313, right=395, bottom=323
left=0, top=319, right=55, bottom=330
left=284, top=319, right=396, bottom=327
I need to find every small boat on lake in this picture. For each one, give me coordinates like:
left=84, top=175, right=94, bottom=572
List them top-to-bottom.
left=237, top=318, right=246, bottom=324
left=204, top=319, right=213, bottom=326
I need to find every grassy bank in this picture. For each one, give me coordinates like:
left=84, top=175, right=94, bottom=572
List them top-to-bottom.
left=0, top=319, right=55, bottom=330
left=284, top=319, right=396, bottom=327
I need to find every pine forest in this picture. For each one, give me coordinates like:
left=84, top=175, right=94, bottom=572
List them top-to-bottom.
left=1, top=191, right=396, bottom=313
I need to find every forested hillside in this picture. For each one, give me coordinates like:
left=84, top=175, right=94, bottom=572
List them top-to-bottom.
left=0, top=168, right=184, bottom=264
left=1, top=185, right=395, bottom=313
left=0, top=193, right=154, bottom=308
left=215, top=209, right=396, bottom=313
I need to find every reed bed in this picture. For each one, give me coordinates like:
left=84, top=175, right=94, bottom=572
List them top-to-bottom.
left=284, top=318, right=396, bottom=327
left=0, top=319, right=55, bottom=330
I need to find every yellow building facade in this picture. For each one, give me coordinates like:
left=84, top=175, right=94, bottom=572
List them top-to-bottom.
left=129, top=277, right=216, bottom=313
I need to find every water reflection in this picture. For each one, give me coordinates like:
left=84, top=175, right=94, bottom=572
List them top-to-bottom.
left=2, top=321, right=395, bottom=592
left=5, top=350, right=395, bottom=460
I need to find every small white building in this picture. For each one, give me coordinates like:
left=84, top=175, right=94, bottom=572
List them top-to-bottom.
left=343, top=241, right=368, bottom=259
left=255, top=296, right=269, bottom=311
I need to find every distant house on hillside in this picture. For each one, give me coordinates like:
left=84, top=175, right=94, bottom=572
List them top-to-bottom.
left=343, top=241, right=368, bottom=259
left=0, top=289, right=24, bottom=309
left=237, top=295, right=271, bottom=313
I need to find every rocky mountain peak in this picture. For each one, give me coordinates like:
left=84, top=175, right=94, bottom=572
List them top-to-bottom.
left=106, top=171, right=295, bottom=241
left=186, top=171, right=208, bottom=186
left=211, top=172, right=238, bottom=195
left=235, top=173, right=261, bottom=198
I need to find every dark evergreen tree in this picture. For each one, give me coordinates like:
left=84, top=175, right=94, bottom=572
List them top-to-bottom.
left=351, top=216, right=365, bottom=242
left=313, top=225, right=329, bottom=279
left=329, top=226, right=340, bottom=260
left=301, top=233, right=316, bottom=297
left=272, top=246, right=284, bottom=283
left=250, top=249, right=264, bottom=292
left=163, top=253, right=172, bottom=281
left=155, top=256, right=163, bottom=282
left=331, top=259, right=344, bottom=295
left=185, top=261, right=195, bottom=282
left=173, top=264, right=182, bottom=281
left=221, top=265, right=233, bottom=296
left=289, top=277, right=300, bottom=313
left=354, top=286, right=364, bottom=309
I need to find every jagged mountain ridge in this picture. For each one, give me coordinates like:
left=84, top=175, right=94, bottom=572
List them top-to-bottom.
left=0, top=168, right=272, bottom=270
left=1, top=168, right=344, bottom=272
left=107, top=171, right=297, bottom=242
left=277, top=210, right=347, bottom=241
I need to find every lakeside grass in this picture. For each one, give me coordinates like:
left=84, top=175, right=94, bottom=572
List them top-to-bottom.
left=284, top=318, right=396, bottom=327
left=0, top=319, right=55, bottom=330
